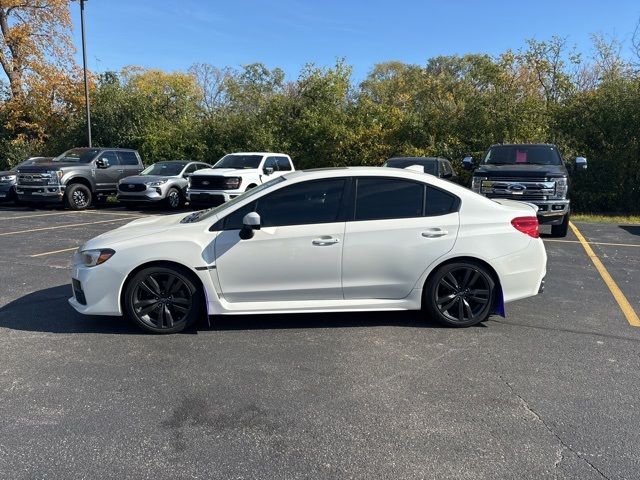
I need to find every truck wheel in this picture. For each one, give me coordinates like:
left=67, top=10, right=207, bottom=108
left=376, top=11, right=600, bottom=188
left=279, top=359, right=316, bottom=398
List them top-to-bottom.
left=64, top=184, right=92, bottom=210
left=165, top=187, right=182, bottom=210
left=551, top=214, right=569, bottom=238
left=424, top=261, right=496, bottom=327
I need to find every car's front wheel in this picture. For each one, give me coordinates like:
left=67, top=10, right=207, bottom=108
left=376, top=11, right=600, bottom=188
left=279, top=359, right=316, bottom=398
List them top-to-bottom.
left=64, top=183, right=92, bottom=210
left=165, top=187, right=182, bottom=210
left=424, top=261, right=495, bottom=327
left=124, top=265, right=203, bottom=333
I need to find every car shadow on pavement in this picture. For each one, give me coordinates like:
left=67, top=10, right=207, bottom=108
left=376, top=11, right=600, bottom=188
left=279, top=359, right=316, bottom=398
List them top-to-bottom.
left=619, top=225, right=640, bottom=236
left=0, top=285, right=463, bottom=334
left=0, top=285, right=142, bottom=334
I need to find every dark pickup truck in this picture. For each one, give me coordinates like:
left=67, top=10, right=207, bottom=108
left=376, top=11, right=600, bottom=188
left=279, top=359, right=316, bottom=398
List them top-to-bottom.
left=464, top=144, right=587, bottom=237
left=16, top=147, right=144, bottom=210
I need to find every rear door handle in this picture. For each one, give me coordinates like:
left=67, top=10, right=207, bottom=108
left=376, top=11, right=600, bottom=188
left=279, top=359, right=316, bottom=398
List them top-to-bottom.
left=422, top=228, right=448, bottom=238
left=312, top=236, right=340, bottom=246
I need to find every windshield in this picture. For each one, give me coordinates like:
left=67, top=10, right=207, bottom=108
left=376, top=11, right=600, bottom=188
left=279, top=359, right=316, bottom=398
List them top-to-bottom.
left=483, top=146, right=562, bottom=165
left=52, top=148, right=100, bottom=163
left=213, top=154, right=263, bottom=170
left=385, top=159, right=437, bottom=175
left=141, top=162, right=186, bottom=176
left=181, top=176, right=286, bottom=224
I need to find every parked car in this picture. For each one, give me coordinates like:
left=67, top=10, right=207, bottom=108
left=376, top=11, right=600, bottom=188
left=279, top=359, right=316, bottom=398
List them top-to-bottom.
left=464, top=143, right=586, bottom=237
left=16, top=147, right=144, bottom=210
left=187, top=152, right=294, bottom=207
left=383, top=156, right=459, bottom=183
left=0, top=157, right=51, bottom=204
left=117, top=160, right=211, bottom=210
left=69, top=166, right=547, bottom=333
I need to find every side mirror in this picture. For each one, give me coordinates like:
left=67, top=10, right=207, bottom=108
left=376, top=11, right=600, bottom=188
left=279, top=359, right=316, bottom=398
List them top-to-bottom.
left=462, top=156, right=474, bottom=171
left=575, top=156, right=587, bottom=171
left=96, top=158, right=109, bottom=169
left=263, top=167, right=274, bottom=175
left=183, top=173, right=191, bottom=178
left=239, top=212, right=261, bottom=240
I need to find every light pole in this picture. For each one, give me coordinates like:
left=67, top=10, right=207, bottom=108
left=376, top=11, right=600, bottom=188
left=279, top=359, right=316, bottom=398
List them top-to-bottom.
left=78, top=0, right=92, bottom=147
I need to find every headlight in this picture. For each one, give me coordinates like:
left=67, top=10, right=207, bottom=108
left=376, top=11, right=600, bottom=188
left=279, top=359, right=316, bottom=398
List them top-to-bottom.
left=47, top=170, right=63, bottom=185
left=0, top=174, right=16, bottom=182
left=471, top=176, right=486, bottom=193
left=223, top=177, right=242, bottom=189
left=552, top=177, right=568, bottom=199
left=144, top=179, right=167, bottom=187
left=80, top=248, right=115, bottom=267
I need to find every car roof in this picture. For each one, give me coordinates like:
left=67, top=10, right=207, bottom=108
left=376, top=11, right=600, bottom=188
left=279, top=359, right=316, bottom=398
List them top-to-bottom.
left=489, top=143, right=557, bottom=148
left=226, top=152, right=290, bottom=156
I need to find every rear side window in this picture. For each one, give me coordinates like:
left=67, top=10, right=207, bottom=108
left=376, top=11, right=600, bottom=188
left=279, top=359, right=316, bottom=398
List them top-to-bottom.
left=118, top=151, right=139, bottom=165
left=276, top=157, right=292, bottom=171
left=355, top=178, right=423, bottom=221
left=425, top=186, right=458, bottom=216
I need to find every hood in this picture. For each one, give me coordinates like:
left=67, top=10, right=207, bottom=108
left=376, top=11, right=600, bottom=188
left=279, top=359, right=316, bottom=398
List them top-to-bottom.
left=17, top=162, right=81, bottom=172
left=474, top=163, right=567, bottom=178
left=194, top=168, right=256, bottom=176
left=0, top=170, right=17, bottom=177
left=120, top=175, right=175, bottom=184
left=83, top=213, right=194, bottom=248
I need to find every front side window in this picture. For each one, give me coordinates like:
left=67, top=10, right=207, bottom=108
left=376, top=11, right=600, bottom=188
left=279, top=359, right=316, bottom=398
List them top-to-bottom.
left=99, top=151, right=120, bottom=166
left=264, top=157, right=278, bottom=171
left=183, top=163, right=198, bottom=174
left=355, top=178, right=424, bottom=221
left=221, top=179, right=346, bottom=229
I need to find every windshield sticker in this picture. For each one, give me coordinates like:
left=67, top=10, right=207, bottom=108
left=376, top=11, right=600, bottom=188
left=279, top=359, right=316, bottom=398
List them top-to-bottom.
left=516, top=150, right=527, bottom=163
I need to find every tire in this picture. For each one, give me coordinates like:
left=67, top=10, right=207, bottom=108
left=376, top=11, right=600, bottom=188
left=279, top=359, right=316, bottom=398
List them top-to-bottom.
left=64, top=183, right=92, bottom=210
left=164, top=187, right=182, bottom=210
left=551, top=213, right=569, bottom=238
left=424, top=261, right=496, bottom=327
left=124, top=265, right=203, bottom=334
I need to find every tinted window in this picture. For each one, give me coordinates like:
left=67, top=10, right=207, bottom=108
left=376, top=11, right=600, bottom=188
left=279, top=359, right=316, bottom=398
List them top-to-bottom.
left=483, top=145, right=561, bottom=165
left=52, top=148, right=99, bottom=163
left=100, top=151, right=120, bottom=166
left=118, top=151, right=139, bottom=165
left=213, top=154, right=262, bottom=169
left=276, top=156, right=292, bottom=171
left=264, top=157, right=278, bottom=170
left=183, top=163, right=198, bottom=174
left=355, top=178, right=424, bottom=221
left=425, top=186, right=458, bottom=216
left=223, top=201, right=257, bottom=230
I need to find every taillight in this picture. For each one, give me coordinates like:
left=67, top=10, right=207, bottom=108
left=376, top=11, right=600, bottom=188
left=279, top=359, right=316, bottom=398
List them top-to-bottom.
left=511, top=216, right=539, bottom=238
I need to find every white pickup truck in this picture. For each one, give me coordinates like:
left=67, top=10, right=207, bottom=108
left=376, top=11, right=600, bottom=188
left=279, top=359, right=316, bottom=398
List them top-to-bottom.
left=187, top=152, right=295, bottom=207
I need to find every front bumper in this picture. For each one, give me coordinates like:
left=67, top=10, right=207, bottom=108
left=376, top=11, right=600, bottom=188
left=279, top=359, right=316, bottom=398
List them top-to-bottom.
left=0, top=183, right=14, bottom=198
left=16, top=184, right=64, bottom=202
left=117, top=186, right=165, bottom=203
left=187, top=189, right=241, bottom=206
left=533, top=199, right=570, bottom=224
left=69, top=260, right=124, bottom=316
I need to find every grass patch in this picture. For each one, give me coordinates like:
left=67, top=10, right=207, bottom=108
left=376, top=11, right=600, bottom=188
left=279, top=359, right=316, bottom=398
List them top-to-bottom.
left=573, top=213, right=640, bottom=224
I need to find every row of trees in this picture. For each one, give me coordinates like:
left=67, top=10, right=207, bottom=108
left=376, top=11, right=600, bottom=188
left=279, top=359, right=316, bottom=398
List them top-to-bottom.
left=0, top=2, right=639, bottom=212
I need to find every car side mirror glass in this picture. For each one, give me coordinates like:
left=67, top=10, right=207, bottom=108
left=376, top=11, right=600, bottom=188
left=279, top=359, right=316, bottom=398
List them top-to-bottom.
left=462, top=156, right=474, bottom=171
left=575, top=156, right=587, bottom=171
left=96, top=158, right=109, bottom=168
left=263, top=167, right=274, bottom=175
left=239, top=212, right=261, bottom=240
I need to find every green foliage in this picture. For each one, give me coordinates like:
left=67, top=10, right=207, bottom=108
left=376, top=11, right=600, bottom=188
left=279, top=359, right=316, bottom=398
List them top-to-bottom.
left=0, top=36, right=639, bottom=212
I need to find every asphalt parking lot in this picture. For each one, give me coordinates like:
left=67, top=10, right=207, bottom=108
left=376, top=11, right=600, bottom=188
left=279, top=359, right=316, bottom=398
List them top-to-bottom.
left=0, top=204, right=639, bottom=480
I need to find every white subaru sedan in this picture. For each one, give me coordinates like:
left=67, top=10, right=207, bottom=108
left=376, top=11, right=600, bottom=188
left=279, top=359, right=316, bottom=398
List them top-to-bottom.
left=69, top=167, right=546, bottom=333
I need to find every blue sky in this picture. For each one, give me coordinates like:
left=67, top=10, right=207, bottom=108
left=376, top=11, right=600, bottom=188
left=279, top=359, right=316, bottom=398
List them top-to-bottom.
left=70, top=0, right=640, bottom=81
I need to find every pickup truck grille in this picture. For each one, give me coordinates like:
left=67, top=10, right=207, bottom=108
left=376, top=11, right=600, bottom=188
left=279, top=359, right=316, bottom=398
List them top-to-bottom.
left=17, top=173, right=52, bottom=187
left=189, top=175, right=227, bottom=190
left=481, top=179, right=555, bottom=200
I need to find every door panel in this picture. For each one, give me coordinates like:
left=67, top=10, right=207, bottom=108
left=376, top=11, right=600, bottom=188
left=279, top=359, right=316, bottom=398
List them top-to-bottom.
left=94, top=151, right=121, bottom=191
left=342, top=213, right=459, bottom=299
left=214, top=223, right=345, bottom=302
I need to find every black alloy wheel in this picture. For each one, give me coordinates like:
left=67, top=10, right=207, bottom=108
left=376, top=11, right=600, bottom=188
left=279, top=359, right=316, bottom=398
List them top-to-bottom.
left=64, top=183, right=92, bottom=210
left=425, top=262, right=495, bottom=327
left=124, top=266, right=203, bottom=333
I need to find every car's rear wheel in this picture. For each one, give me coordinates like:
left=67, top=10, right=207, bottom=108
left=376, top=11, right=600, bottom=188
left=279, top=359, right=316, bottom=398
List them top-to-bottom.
left=64, top=183, right=92, bottom=210
left=165, top=187, right=182, bottom=209
left=424, top=261, right=495, bottom=327
left=124, top=265, right=203, bottom=333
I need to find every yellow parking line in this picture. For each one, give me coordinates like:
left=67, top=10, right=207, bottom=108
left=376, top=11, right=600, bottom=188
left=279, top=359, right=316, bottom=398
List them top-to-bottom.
left=0, top=217, right=142, bottom=237
left=569, top=221, right=640, bottom=327
left=544, top=239, right=640, bottom=248
left=29, top=246, right=79, bottom=257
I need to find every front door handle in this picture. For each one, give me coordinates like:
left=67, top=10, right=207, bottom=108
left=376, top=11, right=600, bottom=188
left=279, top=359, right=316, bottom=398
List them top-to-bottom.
left=422, top=228, right=448, bottom=238
left=312, top=236, right=340, bottom=246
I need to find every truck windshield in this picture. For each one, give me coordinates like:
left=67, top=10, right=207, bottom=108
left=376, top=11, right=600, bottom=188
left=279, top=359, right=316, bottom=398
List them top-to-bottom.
left=483, top=146, right=562, bottom=165
left=52, top=148, right=100, bottom=163
left=213, top=154, right=263, bottom=169
left=384, top=159, right=437, bottom=175
left=141, top=162, right=187, bottom=176
left=180, top=176, right=286, bottom=224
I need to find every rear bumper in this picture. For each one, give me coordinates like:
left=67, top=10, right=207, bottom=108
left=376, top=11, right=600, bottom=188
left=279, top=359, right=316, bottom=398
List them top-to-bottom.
left=493, top=238, right=547, bottom=303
